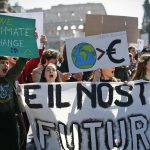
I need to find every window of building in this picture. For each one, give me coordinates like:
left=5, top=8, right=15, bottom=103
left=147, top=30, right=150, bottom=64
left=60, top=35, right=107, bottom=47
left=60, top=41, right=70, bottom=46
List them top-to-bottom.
left=87, top=10, right=92, bottom=14
left=71, top=11, right=75, bottom=16
left=57, top=12, right=61, bottom=17
left=80, top=18, right=83, bottom=22
left=71, top=25, right=76, bottom=30
left=78, top=25, right=84, bottom=30
left=57, top=26, right=62, bottom=31
left=64, top=26, right=69, bottom=30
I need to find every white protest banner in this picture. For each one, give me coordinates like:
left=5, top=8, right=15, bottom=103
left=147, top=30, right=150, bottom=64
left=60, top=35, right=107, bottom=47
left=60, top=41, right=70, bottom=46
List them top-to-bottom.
left=0, top=12, right=43, bottom=48
left=66, top=31, right=130, bottom=73
left=20, top=81, right=150, bottom=150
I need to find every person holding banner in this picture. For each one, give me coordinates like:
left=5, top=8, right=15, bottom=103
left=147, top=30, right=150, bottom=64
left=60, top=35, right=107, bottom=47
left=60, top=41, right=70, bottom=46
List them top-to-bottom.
left=132, top=53, right=150, bottom=81
left=0, top=56, right=27, bottom=150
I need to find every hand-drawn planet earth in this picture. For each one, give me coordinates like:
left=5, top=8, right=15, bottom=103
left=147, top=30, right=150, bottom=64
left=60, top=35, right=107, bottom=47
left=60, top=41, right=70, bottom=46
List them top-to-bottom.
left=71, top=42, right=97, bottom=69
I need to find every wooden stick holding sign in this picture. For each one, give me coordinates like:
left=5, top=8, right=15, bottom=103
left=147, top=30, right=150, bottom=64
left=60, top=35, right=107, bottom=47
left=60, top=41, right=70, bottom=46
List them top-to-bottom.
left=66, top=31, right=130, bottom=73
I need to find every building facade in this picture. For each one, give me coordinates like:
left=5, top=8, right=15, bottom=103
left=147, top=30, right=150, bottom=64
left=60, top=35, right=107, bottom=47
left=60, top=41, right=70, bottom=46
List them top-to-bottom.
left=13, top=3, right=107, bottom=49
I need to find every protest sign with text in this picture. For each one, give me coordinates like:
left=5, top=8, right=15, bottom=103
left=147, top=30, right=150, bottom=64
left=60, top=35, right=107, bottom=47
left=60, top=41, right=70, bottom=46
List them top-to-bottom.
left=0, top=12, right=43, bottom=48
left=0, top=14, right=38, bottom=58
left=66, top=31, right=130, bottom=73
left=20, top=81, right=150, bottom=150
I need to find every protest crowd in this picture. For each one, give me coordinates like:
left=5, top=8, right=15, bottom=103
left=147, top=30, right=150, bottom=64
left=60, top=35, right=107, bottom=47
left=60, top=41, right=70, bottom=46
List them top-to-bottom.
left=0, top=13, right=150, bottom=150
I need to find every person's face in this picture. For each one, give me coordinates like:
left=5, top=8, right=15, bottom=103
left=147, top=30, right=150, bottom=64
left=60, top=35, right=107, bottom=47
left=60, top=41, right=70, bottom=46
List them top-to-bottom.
left=130, top=48, right=136, bottom=58
left=8, top=56, right=18, bottom=65
left=0, top=59, right=9, bottom=77
left=44, top=64, right=57, bottom=82
left=101, top=68, right=115, bottom=79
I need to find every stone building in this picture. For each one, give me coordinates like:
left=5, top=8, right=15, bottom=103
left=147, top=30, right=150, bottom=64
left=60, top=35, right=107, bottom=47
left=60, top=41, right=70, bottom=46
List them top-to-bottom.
left=12, top=2, right=26, bottom=13
left=12, top=3, right=107, bottom=49
left=31, top=3, right=106, bottom=49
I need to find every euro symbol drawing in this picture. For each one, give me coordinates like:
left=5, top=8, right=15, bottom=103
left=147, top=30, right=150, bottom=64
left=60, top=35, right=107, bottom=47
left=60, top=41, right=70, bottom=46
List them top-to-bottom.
left=106, top=39, right=125, bottom=63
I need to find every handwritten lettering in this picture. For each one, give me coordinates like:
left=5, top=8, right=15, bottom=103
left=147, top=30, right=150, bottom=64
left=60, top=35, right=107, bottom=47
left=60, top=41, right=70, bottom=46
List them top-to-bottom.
left=0, top=18, right=12, bottom=25
left=0, top=27, right=33, bottom=37
left=0, top=39, right=24, bottom=48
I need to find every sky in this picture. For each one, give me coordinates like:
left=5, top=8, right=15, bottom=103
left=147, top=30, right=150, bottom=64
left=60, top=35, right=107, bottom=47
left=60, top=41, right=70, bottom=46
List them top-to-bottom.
left=9, top=0, right=145, bottom=29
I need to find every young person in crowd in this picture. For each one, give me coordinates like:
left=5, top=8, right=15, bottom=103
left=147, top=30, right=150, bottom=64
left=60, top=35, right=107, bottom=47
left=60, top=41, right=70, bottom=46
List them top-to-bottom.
left=32, top=49, right=59, bottom=82
left=115, top=53, right=136, bottom=81
left=132, top=53, right=150, bottom=81
left=0, top=56, right=27, bottom=150
left=40, top=63, right=61, bottom=82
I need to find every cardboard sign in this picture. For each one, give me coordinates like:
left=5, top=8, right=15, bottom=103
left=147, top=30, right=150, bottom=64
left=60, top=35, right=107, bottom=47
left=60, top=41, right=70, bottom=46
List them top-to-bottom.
left=0, top=12, right=43, bottom=48
left=0, top=14, right=38, bottom=58
left=85, top=14, right=139, bottom=43
left=66, top=31, right=130, bottom=73
left=20, top=81, right=150, bottom=150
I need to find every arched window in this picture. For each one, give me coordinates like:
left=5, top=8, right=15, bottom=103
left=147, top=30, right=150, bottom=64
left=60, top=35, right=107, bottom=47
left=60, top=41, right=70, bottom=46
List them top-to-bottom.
left=71, top=11, right=75, bottom=16
left=71, top=25, right=76, bottom=30
left=78, top=25, right=84, bottom=30
left=57, top=26, right=62, bottom=31
left=64, top=26, right=69, bottom=30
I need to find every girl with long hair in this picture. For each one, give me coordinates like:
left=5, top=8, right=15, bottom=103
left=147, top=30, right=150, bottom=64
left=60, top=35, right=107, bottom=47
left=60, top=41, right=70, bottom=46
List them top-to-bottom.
left=132, top=53, right=150, bottom=81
